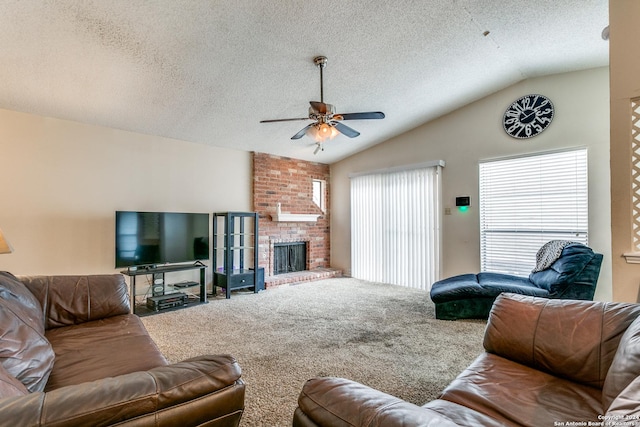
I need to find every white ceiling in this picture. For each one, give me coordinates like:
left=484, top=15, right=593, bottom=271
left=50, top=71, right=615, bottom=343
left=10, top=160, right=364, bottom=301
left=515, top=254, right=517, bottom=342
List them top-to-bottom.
left=0, top=0, right=609, bottom=163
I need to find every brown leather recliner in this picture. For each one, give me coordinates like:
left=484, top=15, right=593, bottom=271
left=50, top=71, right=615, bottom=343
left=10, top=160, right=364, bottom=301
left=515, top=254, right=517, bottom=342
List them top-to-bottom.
left=0, top=272, right=245, bottom=426
left=293, top=293, right=640, bottom=426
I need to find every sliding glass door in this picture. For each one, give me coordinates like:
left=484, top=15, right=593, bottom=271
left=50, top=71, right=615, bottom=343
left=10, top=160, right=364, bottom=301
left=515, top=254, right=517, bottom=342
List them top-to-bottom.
left=350, top=163, right=442, bottom=290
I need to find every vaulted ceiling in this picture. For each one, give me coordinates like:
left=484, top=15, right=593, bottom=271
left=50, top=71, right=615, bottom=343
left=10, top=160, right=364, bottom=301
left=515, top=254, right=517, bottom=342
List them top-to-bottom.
left=0, top=1, right=609, bottom=163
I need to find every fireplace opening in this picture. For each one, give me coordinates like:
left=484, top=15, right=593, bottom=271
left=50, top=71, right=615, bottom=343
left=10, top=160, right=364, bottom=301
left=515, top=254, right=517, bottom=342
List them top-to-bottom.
left=273, top=242, right=307, bottom=275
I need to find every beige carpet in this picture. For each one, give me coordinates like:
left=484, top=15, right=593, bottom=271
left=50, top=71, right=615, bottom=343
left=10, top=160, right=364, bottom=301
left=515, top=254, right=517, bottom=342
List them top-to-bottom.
left=141, top=277, right=486, bottom=426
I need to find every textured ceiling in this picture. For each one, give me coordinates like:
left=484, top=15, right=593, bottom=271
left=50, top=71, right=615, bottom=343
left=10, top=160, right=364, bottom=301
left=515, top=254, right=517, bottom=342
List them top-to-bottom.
left=0, top=1, right=609, bottom=163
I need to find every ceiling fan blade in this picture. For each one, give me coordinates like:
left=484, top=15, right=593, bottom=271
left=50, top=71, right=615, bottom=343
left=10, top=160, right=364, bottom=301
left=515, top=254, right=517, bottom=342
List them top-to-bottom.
left=310, top=101, right=328, bottom=114
left=336, top=112, right=385, bottom=120
left=260, top=117, right=310, bottom=123
left=333, top=122, right=360, bottom=138
left=291, top=124, right=314, bottom=140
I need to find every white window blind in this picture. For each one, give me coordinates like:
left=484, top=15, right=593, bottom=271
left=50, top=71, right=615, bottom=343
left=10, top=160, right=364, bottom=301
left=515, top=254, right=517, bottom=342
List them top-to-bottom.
left=479, top=149, right=588, bottom=275
left=350, top=165, right=441, bottom=290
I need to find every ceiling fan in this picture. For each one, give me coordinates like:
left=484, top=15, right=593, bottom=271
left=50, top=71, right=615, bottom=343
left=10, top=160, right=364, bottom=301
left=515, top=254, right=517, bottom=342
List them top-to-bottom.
left=260, top=56, right=385, bottom=153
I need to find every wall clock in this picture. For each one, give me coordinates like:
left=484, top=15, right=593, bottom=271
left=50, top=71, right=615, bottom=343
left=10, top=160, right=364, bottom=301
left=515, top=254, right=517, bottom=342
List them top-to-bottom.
left=503, top=94, right=554, bottom=139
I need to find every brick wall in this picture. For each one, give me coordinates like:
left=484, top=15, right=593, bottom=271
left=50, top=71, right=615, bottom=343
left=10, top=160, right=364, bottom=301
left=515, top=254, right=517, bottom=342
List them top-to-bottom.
left=252, top=152, right=330, bottom=277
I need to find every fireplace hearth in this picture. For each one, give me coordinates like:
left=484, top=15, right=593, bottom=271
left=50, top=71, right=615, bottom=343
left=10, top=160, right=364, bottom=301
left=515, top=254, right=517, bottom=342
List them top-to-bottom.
left=273, top=242, right=307, bottom=275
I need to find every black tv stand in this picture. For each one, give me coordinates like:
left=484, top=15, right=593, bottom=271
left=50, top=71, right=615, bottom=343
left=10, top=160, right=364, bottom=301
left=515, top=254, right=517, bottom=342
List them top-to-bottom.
left=121, top=263, right=207, bottom=316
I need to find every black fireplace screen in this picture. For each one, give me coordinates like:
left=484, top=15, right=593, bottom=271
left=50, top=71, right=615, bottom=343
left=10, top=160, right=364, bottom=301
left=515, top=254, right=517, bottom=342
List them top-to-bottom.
left=273, top=242, right=307, bottom=275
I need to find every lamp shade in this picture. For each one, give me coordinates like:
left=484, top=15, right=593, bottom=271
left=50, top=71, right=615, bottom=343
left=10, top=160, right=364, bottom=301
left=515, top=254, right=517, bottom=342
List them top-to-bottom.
left=0, top=227, right=14, bottom=254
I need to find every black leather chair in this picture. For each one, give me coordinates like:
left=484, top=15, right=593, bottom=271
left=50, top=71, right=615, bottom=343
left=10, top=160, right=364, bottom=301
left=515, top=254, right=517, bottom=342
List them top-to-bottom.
left=430, top=242, right=603, bottom=320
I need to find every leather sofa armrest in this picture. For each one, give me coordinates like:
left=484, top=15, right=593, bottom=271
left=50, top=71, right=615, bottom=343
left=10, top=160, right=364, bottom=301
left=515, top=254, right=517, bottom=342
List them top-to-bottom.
left=19, top=274, right=131, bottom=329
left=484, top=293, right=640, bottom=388
left=0, top=354, right=245, bottom=426
left=293, top=377, right=459, bottom=427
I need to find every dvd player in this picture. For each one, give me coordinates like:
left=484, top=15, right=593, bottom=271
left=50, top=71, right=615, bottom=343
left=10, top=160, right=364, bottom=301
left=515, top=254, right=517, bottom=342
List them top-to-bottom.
left=172, top=281, right=199, bottom=288
left=146, top=292, right=188, bottom=311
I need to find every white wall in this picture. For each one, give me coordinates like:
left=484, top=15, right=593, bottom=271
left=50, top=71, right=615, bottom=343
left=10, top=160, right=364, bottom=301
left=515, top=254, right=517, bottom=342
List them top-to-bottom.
left=331, top=67, right=612, bottom=301
left=0, top=109, right=252, bottom=280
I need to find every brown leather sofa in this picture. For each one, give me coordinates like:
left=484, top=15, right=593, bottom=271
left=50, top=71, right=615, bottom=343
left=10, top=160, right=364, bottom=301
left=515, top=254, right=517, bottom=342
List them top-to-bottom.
left=0, top=272, right=245, bottom=426
left=293, top=293, right=640, bottom=426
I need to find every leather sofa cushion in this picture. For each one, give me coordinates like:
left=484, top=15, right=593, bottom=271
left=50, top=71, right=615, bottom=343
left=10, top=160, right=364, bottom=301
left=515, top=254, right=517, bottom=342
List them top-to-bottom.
left=529, top=244, right=594, bottom=292
left=0, top=271, right=45, bottom=333
left=19, top=274, right=130, bottom=330
left=485, top=293, right=640, bottom=388
left=0, top=297, right=55, bottom=392
left=44, top=314, right=168, bottom=391
left=602, top=315, right=640, bottom=410
left=432, top=352, right=603, bottom=426
left=6, top=354, right=244, bottom=427
left=0, top=362, right=28, bottom=399
left=605, top=375, right=640, bottom=421
left=296, top=377, right=461, bottom=426
left=421, top=400, right=510, bottom=427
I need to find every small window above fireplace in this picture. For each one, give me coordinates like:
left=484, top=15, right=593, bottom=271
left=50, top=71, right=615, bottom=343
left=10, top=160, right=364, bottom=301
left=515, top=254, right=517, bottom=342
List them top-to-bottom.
left=312, top=179, right=326, bottom=213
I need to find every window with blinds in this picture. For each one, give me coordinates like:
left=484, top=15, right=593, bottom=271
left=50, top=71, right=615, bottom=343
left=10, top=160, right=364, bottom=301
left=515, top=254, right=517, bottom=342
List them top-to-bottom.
left=479, top=149, right=588, bottom=275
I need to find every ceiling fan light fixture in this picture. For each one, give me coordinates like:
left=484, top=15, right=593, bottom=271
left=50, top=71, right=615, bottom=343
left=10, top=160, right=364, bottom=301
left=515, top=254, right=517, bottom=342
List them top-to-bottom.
left=306, top=123, right=339, bottom=142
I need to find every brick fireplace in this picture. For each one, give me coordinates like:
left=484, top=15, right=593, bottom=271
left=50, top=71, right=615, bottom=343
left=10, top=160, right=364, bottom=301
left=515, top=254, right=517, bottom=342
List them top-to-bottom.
left=253, top=152, right=340, bottom=287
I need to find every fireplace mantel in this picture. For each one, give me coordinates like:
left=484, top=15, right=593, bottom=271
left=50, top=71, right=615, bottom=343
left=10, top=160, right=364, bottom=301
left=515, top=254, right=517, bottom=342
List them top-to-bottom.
left=271, top=203, right=321, bottom=222
left=271, top=213, right=321, bottom=222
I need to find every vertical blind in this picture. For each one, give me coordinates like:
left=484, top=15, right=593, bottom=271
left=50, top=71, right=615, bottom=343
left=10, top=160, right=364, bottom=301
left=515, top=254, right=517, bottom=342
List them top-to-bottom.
left=479, top=148, right=588, bottom=275
left=350, top=165, right=441, bottom=290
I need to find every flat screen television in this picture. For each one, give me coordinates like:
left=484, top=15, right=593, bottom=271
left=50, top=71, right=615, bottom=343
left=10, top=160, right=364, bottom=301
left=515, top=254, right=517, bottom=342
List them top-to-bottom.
left=115, top=211, right=209, bottom=268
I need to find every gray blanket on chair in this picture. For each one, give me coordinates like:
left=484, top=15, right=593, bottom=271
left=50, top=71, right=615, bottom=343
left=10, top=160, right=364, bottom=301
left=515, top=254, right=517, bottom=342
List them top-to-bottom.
left=532, top=240, right=577, bottom=273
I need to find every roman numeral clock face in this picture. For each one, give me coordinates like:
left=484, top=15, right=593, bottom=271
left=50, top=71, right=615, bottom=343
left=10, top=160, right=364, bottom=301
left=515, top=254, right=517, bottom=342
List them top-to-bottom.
left=503, top=94, right=554, bottom=139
